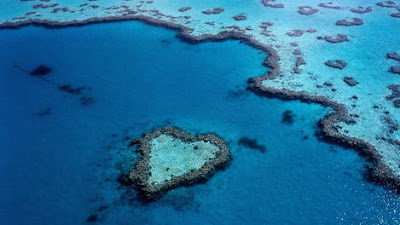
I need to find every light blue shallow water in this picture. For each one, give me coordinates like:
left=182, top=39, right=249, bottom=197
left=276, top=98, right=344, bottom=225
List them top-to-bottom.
left=0, top=21, right=399, bottom=225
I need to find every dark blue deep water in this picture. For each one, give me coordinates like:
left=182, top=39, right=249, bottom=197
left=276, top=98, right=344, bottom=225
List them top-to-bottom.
left=1, top=21, right=399, bottom=225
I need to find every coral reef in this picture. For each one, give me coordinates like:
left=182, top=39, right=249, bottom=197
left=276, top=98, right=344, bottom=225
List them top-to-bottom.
left=262, top=0, right=284, bottom=8
left=298, top=6, right=319, bottom=15
left=351, top=7, right=372, bottom=14
left=202, top=8, right=224, bottom=15
left=233, top=14, right=247, bottom=21
left=336, top=18, right=363, bottom=26
left=324, top=34, right=348, bottom=43
left=325, top=60, right=347, bottom=69
left=390, top=66, right=400, bottom=75
left=343, top=77, right=359, bottom=86
left=129, top=127, right=231, bottom=200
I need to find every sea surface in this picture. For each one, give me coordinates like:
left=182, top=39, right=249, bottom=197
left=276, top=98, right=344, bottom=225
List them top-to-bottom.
left=0, top=21, right=399, bottom=225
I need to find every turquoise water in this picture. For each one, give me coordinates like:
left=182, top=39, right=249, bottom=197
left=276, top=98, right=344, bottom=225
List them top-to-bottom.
left=0, top=21, right=399, bottom=225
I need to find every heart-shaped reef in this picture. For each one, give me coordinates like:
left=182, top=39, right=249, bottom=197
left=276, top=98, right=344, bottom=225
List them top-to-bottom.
left=129, top=127, right=231, bottom=201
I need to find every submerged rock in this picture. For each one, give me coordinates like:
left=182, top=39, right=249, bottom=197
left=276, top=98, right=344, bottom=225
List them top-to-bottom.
left=261, top=0, right=284, bottom=8
left=376, top=1, right=397, bottom=8
left=318, top=2, right=341, bottom=9
left=298, top=6, right=319, bottom=15
left=178, top=7, right=191, bottom=12
left=351, top=7, right=372, bottom=14
left=202, top=8, right=224, bottom=15
left=391, top=12, right=400, bottom=18
left=233, top=14, right=247, bottom=21
left=336, top=18, right=363, bottom=26
left=287, top=29, right=304, bottom=37
left=324, top=34, right=348, bottom=43
left=293, top=49, right=302, bottom=55
left=387, top=52, right=400, bottom=61
left=293, top=57, right=305, bottom=74
left=296, top=57, right=306, bottom=66
left=325, top=60, right=346, bottom=69
left=30, top=65, right=52, bottom=76
left=390, top=66, right=400, bottom=75
left=293, top=67, right=301, bottom=74
left=343, top=76, right=359, bottom=86
left=58, top=84, right=85, bottom=94
left=386, top=85, right=400, bottom=107
left=387, top=85, right=400, bottom=100
left=394, top=100, right=400, bottom=108
left=384, top=117, right=399, bottom=134
left=129, top=127, right=231, bottom=201
left=238, top=137, right=266, bottom=153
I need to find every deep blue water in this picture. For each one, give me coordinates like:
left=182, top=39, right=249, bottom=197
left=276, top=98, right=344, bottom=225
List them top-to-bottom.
left=0, top=21, right=399, bottom=225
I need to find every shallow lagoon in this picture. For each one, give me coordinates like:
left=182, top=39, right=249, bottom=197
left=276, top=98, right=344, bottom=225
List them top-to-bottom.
left=0, top=21, right=399, bottom=225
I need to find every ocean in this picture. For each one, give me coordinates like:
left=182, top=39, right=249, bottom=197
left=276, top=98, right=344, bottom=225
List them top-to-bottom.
left=0, top=20, right=399, bottom=225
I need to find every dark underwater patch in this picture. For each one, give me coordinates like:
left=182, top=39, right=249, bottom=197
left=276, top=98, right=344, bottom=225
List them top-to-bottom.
left=30, top=65, right=52, bottom=76
left=58, top=84, right=86, bottom=94
left=386, top=85, right=400, bottom=108
left=226, top=88, right=249, bottom=100
left=80, top=96, right=95, bottom=106
left=36, top=107, right=52, bottom=117
left=282, top=110, right=295, bottom=125
left=238, top=136, right=267, bottom=153
left=159, top=189, right=198, bottom=211
left=97, top=205, right=109, bottom=212
left=86, top=214, right=98, bottom=223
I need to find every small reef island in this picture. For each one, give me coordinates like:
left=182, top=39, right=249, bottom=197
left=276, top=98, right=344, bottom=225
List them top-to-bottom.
left=129, top=127, right=231, bottom=200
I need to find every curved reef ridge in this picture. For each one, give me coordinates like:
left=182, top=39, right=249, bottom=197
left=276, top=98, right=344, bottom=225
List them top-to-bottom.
left=1, top=0, right=399, bottom=193
left=129, top=127, right=231, bottom=201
